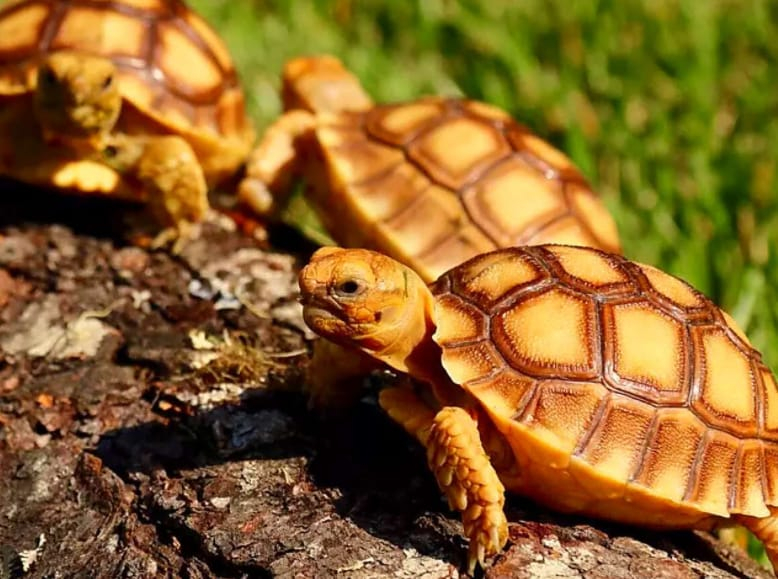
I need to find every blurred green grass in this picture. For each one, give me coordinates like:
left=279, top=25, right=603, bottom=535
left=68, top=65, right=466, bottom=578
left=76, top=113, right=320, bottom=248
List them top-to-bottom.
left=192, top=0, right=778, bottom=378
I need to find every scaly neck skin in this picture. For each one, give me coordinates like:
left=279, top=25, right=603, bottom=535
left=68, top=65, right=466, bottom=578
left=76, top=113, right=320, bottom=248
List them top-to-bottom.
left=367, top=286, right=464, bottom=409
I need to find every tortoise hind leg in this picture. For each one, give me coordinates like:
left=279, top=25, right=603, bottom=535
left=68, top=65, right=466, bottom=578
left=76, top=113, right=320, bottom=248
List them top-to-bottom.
left=379, top=386, right=509, bottom=573
left=734, top=511, right=778, bottom=572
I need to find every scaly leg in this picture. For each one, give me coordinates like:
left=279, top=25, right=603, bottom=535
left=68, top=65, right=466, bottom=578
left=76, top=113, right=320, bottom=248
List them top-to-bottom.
left=238, top=110, right=316, bottom=218
left=103, top=133, right=209, bottom=251
left=379, top=386, right=509, bottom=573
left=735, top=512, right=778, bottom=572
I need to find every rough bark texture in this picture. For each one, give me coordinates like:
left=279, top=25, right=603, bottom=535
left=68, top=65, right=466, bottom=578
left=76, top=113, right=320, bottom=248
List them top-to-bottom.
left=0, top=188, right=772, bottom=578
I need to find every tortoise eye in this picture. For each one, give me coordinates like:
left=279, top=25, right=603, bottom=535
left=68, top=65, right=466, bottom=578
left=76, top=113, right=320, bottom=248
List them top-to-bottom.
left=334, top=279, right=363, bottom=297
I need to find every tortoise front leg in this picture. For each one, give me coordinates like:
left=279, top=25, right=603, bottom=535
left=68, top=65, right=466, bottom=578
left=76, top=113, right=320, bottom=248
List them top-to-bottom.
left=238, top=110, right=316, bottom=218
left=103, top=133, right=209, bottom=250
left=379, top=386, right=509, bottom=573
left=734, top=512, right=778, bottom=572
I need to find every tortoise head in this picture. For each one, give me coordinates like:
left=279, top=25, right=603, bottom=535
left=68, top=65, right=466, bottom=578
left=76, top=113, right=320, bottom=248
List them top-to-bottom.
left=34, top=51, right=122, bottom=141
left=281, top=55, right=373, bottom=114
left=298, top=247, right=435, bottom=372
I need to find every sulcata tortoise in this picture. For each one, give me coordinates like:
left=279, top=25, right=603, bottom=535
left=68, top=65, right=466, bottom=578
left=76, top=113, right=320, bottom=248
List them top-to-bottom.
left=0, top=0, right=255, bottom=242
left=239, top=54, right=621, bottom=282
left=241, top=55, right=623, bottom=407
left=299, top=244, right=778, bottom=573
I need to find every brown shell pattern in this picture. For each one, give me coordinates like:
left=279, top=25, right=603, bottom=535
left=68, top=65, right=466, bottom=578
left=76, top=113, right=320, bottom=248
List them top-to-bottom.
left=0, top=0, right=249, bottom=138
left=318, top=98, right=621, bottom=282
left=432, top=244, right=778, bottom=518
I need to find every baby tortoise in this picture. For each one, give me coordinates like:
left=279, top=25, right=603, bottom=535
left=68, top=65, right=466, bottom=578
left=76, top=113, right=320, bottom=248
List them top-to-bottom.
left=0, top=0, right=254, bottom=244
left=242, top=54, right=622, bottom=407
left=241, top=55, right=620, bottom=280
left=299, top=244, right=778, bottom=573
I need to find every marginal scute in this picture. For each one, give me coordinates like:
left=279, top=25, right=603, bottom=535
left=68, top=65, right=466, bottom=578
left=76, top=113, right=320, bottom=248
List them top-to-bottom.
left=182, top=9, right=234, bottom=71
left=462, top=99, right=512, bottom=122
left=509, top=130, right=574, bottom=174
left=327, top=137, right=404, bottom=186
left=348, top=163, right=431, bottom=223
left=567, top=183, right=622, bottom=253
left=383, top=185, right=471, bottom=260
left=411, top=225, right=494, bottom=282
left=493, top=286, right=598, bottom=379
left=434, top=293, right=486, bottom=346
left=603, top=300, right=689, bottom=405
left=720, top=310, right=753, bottom=348
left=691, top=326, right=757, bottom=437
left=440, top=341, right=502, bottom=386
left=759, top=366, right=778, bottom=440
left=465, top=370, right=536, bottom=423
left=522, top=380, right=608, bottom=460
left=575, top=397, right=655, bottom=483
left=632, top=408, right=705, bottom=503
left=685, top=431, right=739, bottom=516
left=732, top=441, right=768, bottom=515
left=763, top=444, right=778, bottom=505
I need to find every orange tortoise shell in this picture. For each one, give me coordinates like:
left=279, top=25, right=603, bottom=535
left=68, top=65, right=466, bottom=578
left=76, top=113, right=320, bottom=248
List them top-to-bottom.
left=314, top=98, right=622, bottom=282
left=433, top=244, right=778, bottom=522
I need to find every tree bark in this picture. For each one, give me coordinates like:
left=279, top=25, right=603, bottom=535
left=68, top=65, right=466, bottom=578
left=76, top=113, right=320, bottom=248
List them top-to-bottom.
left=0, top=191, right=770, bottom=578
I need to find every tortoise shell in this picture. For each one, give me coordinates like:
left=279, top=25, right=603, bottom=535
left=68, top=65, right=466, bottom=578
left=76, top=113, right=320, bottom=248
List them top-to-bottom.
left=0, top=0, right=254, bottom=183
left=315, top=98, right=621, bottom=283
left=432, top=244, right=777, bottom=523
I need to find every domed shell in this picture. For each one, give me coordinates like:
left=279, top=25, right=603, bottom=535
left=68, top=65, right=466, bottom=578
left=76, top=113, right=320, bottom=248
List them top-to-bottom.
left=0, top=0, right=254, bottom=181
left=315, top=98, right=621, bottom=283
left=431, top=245, right=778, bottom=519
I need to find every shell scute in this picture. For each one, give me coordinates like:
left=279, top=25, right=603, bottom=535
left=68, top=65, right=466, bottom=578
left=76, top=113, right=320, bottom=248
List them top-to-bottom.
left=365, top=98, right=446, bottom=147
left=407, top=115, right=510, bottom=191
left=507, top=129, right=576, bottom=177
left=460, top=156, right=566, bottom=247
left=537, top=244, right=634, bottom=296
left=434, top=245, right=778, bottom=516
left=449, top=249, right=549, bottom=311
left=492, top=286, right=599, bottom=380
left=602, top=299, right=690, bottom=406
left=690, top=325, right=758, bottom=438
left=760, top=366, right=778, bottom=441
left=461, top=370, right=536, bottom=422
left=521, top=380, right=608, bottom=462
left=574, top=397, right=655, bottom=484
left=632, top=408, right=706, bottom=503
left=683, top=431, right=740, bottom=516
left=734, top=441, right=768, bottom=515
